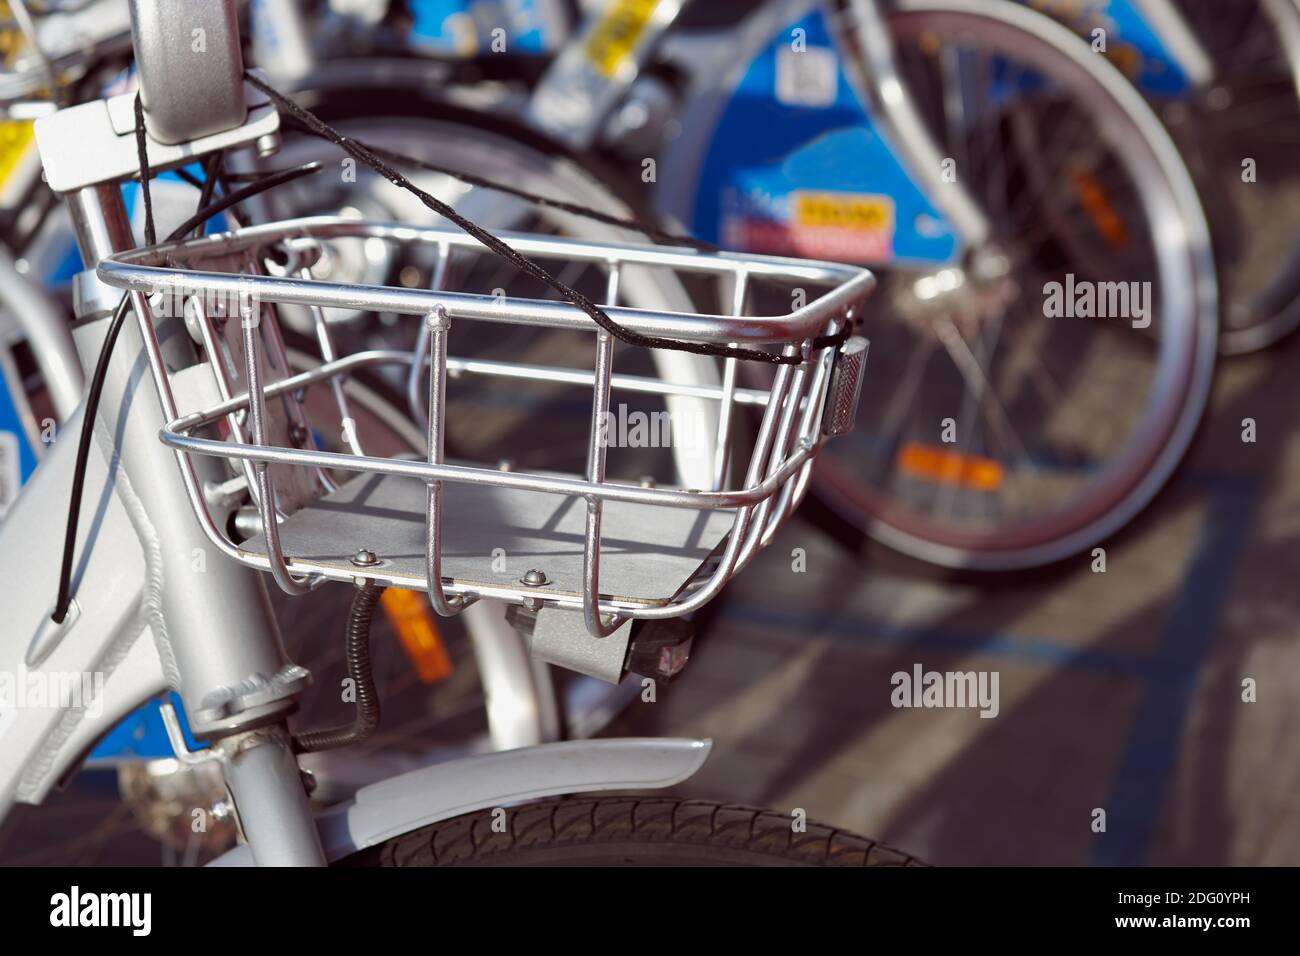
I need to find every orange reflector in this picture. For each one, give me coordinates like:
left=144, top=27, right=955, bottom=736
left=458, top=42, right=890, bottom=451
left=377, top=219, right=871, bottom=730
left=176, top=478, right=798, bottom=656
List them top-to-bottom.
left=1072, top=169, right=1128, bottom=250
left=896, top=442, right=1004, bottom=491
left=381, top=588, right=453, bottom=684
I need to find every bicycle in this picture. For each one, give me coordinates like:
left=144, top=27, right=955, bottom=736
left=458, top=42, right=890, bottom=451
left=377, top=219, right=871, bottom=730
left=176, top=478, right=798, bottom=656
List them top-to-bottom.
left=0, top=0, right=911, bottom=867
left=0, top=0, right=680, bottom=824
left=517, top=0, right=1219, bottom=571
left=1016, top=0, right=1300, bottom=356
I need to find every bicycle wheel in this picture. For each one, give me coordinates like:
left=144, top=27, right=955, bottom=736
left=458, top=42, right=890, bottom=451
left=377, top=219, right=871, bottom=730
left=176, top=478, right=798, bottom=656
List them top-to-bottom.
left=809, top=0, right=1217, bottom=570
left=1167, top=0, right=1300, bottom=355
left=341, top=796, right=923, bottom=867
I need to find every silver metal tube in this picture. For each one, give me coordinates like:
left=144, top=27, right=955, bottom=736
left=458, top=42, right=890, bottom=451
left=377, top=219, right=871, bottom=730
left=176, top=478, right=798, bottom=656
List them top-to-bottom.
left=845, top=0, right=991, bottom=248
left=68, top=184, right=135, bottom=261
left=65, top=185, right=301, bottom=738
left=116, top=216, right=866, bottom=283
left=99, top=217, right=876, bottom=346
left=407, top=242, right=449, bottom=430
left=581, top=264, right=622, bottom=638
left=306, top=268, right=363, bottom=457
left=711, top=271, right=748, bottom=491
left=192, top=297, right=261, bottom=501
left=243, top=305, right=311, bottom=596
left=424, top=307, right=473, bottom=616
left=761, top=336, right=839, bottom=548
left=177, top=349, right=773, bottom=428
left=445, top=355, right=771, bottom=406
left=627, top=357, right=801, bottom=622
left=737, top=362, right=806, bottom=570
left=162, top=422, right=812, bottom=510
left=463, top=600, right=553, bottom=750
left=221, top=729, right=326, bottom=866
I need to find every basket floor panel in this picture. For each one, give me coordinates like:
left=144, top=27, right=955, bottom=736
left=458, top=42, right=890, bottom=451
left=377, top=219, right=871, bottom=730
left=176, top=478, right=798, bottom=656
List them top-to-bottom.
left=243, top=472, right=734, bottom=605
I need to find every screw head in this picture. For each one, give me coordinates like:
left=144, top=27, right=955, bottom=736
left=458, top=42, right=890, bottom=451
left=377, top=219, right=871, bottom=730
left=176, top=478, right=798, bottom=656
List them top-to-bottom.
left=256, top=131, right=282, bottom=159
left=351, top=548, right=379, bottom=567
left=521, top=568, right=548, bottom=587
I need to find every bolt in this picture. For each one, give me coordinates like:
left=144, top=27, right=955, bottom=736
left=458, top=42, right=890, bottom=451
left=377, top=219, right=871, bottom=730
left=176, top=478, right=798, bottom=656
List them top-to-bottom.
left=256, top=131, right=282, bottom=159
left=351, top=548, right=379, bottom=567
left=521, top=568, right=549, bottom=587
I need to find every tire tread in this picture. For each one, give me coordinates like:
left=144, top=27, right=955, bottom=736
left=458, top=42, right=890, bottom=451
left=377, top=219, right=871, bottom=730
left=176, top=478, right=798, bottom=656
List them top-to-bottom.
left=350, top=797, right=924, bottom=868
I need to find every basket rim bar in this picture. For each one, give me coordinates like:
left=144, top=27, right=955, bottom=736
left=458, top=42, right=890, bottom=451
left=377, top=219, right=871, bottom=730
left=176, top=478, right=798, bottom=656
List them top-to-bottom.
left=98, top=216, right=876, bottom=346
left=170, top=348, right=774, bottom=431
left=161, top=420, right=819, bottom=511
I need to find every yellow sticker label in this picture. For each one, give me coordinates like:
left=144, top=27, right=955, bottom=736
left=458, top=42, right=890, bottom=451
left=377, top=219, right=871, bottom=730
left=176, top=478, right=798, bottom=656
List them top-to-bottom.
left=583, top=0, right=663, bottom=78
left=0, top=120, right=35, bottom=192
left=793, top=191, right=894, bottom=232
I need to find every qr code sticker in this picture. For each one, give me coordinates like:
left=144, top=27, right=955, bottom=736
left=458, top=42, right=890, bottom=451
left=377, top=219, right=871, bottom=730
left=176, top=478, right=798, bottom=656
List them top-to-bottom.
left=775, top=45, right=838, bottom=108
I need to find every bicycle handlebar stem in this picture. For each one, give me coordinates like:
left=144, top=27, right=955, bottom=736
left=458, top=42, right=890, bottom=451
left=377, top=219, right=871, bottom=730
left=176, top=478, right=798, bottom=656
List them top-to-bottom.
left=128, top=0, right=247, bottom=145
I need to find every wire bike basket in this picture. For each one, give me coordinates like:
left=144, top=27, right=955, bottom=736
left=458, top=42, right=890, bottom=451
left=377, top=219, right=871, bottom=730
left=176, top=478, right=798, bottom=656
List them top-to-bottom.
left=97, top=215, right=873, bottom=638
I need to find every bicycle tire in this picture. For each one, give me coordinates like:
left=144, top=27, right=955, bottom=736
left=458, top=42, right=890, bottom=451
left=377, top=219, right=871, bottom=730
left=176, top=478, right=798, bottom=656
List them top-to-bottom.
left=802, top=0, right=1218, bottom=570
left=1167, top=0, right=1300, bottom=356
left=341, top=796, right=925, bottom=867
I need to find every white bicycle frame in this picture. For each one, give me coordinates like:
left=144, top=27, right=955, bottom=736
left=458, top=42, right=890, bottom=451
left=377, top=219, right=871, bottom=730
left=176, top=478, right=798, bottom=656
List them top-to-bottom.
left=0, top=0, right=715, bottom=867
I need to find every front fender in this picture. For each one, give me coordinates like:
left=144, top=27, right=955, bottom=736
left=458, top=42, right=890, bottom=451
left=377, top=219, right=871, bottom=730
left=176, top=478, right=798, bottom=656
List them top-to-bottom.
left=209, top=737, right=711, bottom=865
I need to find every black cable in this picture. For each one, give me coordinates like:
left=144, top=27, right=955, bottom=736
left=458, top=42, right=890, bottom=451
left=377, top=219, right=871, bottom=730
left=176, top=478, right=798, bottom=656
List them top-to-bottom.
left=246, top=71, right=809, bottom=367
left=132, top=94, right=157, bottom=248
left=52, top=98, right=156, bottom=624
left=348, top=137, right=717, bottom=252
left=192, top=151, right=223, bottom=237
left=50, top=157, right=325, bottom=623
left=165, top=161, right=323, bottom=241
left=219, top=166, right=323, bottom=183
left=172, top=167, right=204, bottom=189
left=50, top=295, right=131, bottom=624
left=292, top=582, right=385, bottom=753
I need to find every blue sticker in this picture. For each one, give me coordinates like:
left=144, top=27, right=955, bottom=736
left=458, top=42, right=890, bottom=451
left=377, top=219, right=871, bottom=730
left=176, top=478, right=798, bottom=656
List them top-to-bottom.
left=1017, top=0, right=1192, bottom=97
left=694, top=8, right=958, bottom=267
left=88, top=692, right=207, bottom=762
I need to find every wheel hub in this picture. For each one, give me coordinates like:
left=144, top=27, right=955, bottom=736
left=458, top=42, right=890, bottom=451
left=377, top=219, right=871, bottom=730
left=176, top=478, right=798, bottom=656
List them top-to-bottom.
left=890, top=248, right=1017, bottom=336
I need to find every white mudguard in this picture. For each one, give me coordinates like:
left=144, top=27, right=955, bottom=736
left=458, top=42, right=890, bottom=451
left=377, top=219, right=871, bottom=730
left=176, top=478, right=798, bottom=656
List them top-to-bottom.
left=210, top=736, right=712, bottom=865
